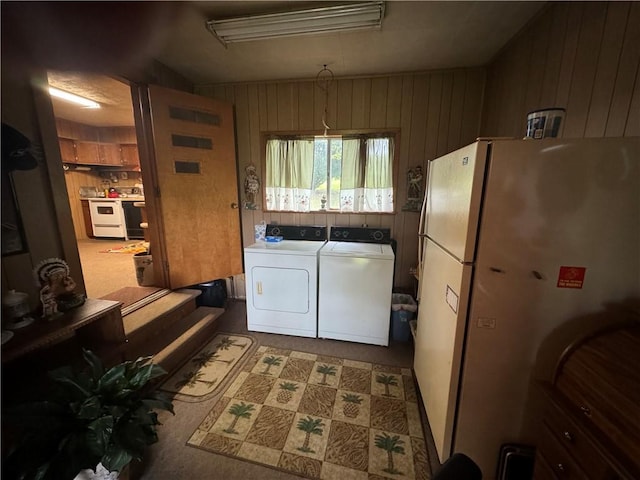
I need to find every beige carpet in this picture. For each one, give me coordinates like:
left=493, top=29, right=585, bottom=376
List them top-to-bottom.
left=161, top=334, right=255, bottom=402
left=187, top=345, right=429, bottom=480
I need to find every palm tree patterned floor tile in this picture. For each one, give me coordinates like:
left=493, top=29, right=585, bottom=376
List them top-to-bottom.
left=160, top=334, right=255, bottom=400
left=188, top=346, right=430, bottom=479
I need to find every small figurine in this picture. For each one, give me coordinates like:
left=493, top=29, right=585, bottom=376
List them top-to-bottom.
left=244, top=164, right=260, bottom=209
left=403, top=165, right=424, bottom=212
left=407, top=165, right=423, bottom=200
left=34, top=258, right=85, bottom=320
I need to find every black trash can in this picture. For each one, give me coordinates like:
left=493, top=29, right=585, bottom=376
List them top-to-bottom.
left=193, top=279, right=227, bottom=308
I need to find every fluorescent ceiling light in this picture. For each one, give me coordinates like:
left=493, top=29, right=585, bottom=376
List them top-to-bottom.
left=207, top=1, right=385, bottom=45
left=48, top=87, right=100, bottom=109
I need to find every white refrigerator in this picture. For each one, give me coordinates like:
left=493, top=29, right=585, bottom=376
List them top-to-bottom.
left=414, top=137, right=640, bottom=478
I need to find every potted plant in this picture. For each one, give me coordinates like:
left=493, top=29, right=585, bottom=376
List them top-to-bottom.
left=2, top=349, right=174, bottom=480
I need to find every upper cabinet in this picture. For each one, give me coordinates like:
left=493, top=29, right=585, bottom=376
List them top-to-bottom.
left=56, top=119, right=140, bottom=170
left=58, top=138, right=77, bottom=164
left=74, top=142, right=124, bottom=166
left=98, top=143, right=122, bottom=166
left=120, top=144, right=140, bottom=169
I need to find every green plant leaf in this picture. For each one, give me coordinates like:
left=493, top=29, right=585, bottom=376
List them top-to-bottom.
left=82, top=349, right=105, bottom=381
left=4, top=352, right=172, bottom=480
left=128, top=363, right=154, bottom=388
left=98, top=364, right=127, bottom=391
left=48, top=367, right=92, bottom=398
left=142, top=392, right=175, bottom=414
left=77, top=396, right=102, bottom=420
left=87, top=416, right=114, bottom=456
left=114, top=420, right=156, bottom=457
left=101, top=446, right=133, bottom=473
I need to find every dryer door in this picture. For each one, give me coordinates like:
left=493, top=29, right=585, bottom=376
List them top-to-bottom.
left=251, top=266, right=309, bottom=313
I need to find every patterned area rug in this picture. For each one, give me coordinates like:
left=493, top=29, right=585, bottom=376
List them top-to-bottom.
left=99, top=241, right=149, bottom=254
left=161, top=334, right=256, bottom=402
left=187, top=345, right=430, bottom=479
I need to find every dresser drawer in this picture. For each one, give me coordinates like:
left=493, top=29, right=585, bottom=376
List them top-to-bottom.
left=542, top=399, right=610, bottom=479
left=538, top=423, right=590, bottom=480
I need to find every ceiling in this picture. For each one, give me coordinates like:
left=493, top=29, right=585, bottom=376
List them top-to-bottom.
left=43, top=1, right=547, bottom=127
left=159, top=1, right=546, bottom=84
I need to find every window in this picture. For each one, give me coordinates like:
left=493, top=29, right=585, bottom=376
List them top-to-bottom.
left=264, top=133, right=395, bottom=213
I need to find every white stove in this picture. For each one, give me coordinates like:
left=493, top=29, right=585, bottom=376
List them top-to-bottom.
left=88, top=199, right=127, bottom=239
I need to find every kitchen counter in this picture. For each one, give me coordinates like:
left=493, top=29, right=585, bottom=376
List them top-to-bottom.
left=84, top=196, right=146, bottom=202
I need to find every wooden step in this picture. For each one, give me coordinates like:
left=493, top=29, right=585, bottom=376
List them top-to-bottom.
left=121, top=288, right=171, bottom=317
left=123, top=289, right=201, bottom=360
left=123, top=289, right=200, bottom=336
left=152, top=306, right=225, bottom=376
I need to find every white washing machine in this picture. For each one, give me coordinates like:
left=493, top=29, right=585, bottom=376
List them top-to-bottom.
left=244, top=225, right=326, bottom=338
left=318, top=227, right=395, bottom=346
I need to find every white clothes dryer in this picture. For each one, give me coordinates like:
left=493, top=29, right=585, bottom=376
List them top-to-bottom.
left=244, top=225, right=326, bottom=338
left=318, top=227, right=394, bottom=346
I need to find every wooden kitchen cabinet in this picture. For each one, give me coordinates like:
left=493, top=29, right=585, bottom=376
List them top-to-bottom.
left=59, top=138, right=77, bottom=163
left=75, top=141, right=122, bottom=166
left=75, top=141, right=101, bottom=165
left=98, top=143, right=122, bottom=165
left=120, top=144, right=140, bottom=169
left=81, top=199, right=94, bottom=238
left=533, top=322, right=640, bottom=480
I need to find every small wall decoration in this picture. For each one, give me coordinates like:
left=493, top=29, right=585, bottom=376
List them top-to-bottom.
left=244, top=164, right=260, bottom=210
left=402, top=165, right=424, bottom=212
left=34, top=258, right=85, bottom=321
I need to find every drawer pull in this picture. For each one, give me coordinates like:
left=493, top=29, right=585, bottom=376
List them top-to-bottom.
left=579, top=405, right=592, bottom=417
left=563, top=431, right=573, bottom=442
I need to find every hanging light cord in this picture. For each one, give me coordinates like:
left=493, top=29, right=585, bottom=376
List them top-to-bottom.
left=316, top=65, right=334, bottom=136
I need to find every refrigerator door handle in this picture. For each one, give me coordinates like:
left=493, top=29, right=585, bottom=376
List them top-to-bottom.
left=417, top=173, right=431, bottom=274
left=418, top=206, right=426, bottom=272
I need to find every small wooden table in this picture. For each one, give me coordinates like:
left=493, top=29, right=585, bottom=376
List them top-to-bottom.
left=1, top=298, right=125, bottom=364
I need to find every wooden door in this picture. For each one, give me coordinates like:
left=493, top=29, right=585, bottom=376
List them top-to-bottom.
left=141, top=85, right=242, bottom=289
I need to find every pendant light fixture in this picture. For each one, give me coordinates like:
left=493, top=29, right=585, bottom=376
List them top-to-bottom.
left=316, top=65, right=334, bottom=137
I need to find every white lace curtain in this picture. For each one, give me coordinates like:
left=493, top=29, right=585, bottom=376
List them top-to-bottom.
left=265, top=136, right=393, bottom=213
left=340, top=137, right=393, bottom=212
left=265, top=139, right=314, bottom=212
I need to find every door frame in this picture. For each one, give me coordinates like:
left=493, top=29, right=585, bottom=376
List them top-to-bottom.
left=33, top=71, right=170, bottom=296
left=130, top=84, right=169, bottom=287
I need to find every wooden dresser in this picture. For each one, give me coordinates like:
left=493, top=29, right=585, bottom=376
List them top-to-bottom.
left=533, top=322, right=640, bottom=480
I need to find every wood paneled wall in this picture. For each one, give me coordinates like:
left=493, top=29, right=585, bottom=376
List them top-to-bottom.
left=482, top=1, right=640, bottom=138
left=196, top=68, right=486, bottom=290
